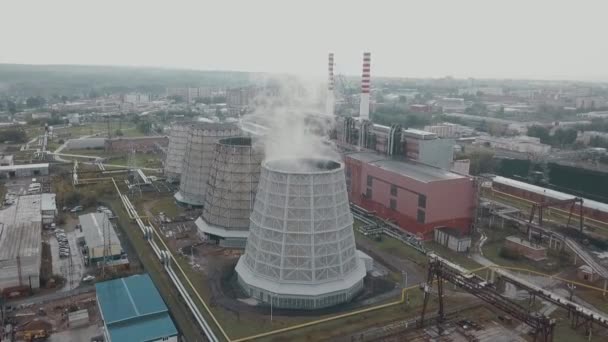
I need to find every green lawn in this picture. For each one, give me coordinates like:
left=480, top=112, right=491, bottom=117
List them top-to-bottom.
left=148, top=196, right=185, bottom=218
left=106, top=197, right=204, bottom=342
left=355, top=230, right=428, bottom=265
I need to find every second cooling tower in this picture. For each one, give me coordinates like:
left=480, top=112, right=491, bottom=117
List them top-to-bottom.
left=175, top=123, right=240, bottom=206
left=195, top=137, right=263, bottom=247
left=235, top=158, right=366, bottom=310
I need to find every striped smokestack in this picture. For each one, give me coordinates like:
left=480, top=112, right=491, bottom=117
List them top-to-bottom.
left=326, top=52, right=335, bottom=116
left=359, top=52, right=371, bottom=121
left=328, top=53, right=335, bottom=91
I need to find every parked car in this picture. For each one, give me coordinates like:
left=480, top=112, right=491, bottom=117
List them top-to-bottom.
left=70, top=205, right=83, bottom=213
left=82, top=275, right=95, bottom=283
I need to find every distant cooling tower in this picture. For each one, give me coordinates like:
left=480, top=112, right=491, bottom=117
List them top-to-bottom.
left=164, top=122, right=191, bottom=182
left=175, top=123, right=240, bottom=206
left=195, top=137, right=264, bottom=247
left=235, top=158, right=366, bottom=309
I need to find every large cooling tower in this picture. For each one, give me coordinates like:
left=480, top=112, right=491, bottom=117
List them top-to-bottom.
left=164, top=122, right=191, bottom=182
left=175, top=123, right=240, bottom=206
left=195, top=137, right=263, bottom=247
left=235, top=158, right=366, bottom=309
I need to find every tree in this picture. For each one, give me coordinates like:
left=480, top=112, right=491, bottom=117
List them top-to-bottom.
left=60, top=95, right=68, bottom=104
left=136, top=120, right=152, bottom=134
left=527, top=125, right=551, bottom=144
left=0, top=128, right=27, bottom=143
left=552, top=128, right=577, bottom=147
left=115, top=129, right=124, bottom=137
left=467, top=151, right=496, bottom=175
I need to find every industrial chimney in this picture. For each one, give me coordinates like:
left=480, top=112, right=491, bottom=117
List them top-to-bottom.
left=358, top=52, right=371, bottom=121
left=326, top=53, right=335, bottom=116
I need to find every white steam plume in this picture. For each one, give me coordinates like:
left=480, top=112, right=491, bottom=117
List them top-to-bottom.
left=241, top=74, right=340, bottom=164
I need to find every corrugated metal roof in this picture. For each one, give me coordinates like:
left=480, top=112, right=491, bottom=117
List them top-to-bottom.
left=492, top=176, right=608, bottom=213
left=79, top=213, right=121, bottom=250
left=0, top=222, right=41, bottom=260
left=96, top=274, right=177, bottom=342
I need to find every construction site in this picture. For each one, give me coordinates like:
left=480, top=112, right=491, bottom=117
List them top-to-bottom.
left=3, top=53, right=608, bottom=342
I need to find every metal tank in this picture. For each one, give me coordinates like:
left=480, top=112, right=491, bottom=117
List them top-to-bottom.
left=174, top=123, right=240, bottom=206
left=235, top=158, right=366, bottom=309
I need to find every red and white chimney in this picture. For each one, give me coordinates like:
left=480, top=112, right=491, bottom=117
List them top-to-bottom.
left=359, top=52, right=371, bottom=121
left=326, top=53, right=335, bottom=116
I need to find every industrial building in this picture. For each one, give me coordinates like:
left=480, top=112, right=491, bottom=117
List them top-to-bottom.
left=335, top=119, right=455, bottom=170
left=164, top=122, right=191, bottom=182
left=175, top=123, right=240, bottom=206
left=474, top=135, right=551, bottom=154
left=105, top=136, right=168, bottom=153
left=196, top=137, right=263, bottom=247
left=344, top=151, right=476, bottom=239
left=0, top=154, right=14, bottom=166
left=235, top=159, right=367, bottom=310
left=0, top=163, right=49, bottom=179
left=491, top=176, right=608, bottom=223
left=41, top=193, right=57, bottom=226
left=0, top=195, right=46, bottom=291
left=78, top=213, right=124, bottom=266
left=434, top=227, right=472, bottom=252
left=504, top=236, right=547, bottom=261
left=96, top=274, right=178, bottom=342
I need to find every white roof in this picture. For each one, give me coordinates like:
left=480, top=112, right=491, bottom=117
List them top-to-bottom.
left=0, top=163, right=49, bottom=171
left=492, top=176, right=608, bottom=213
left=41, top=193, right=56, bottom=212
left=79, top=213, right=121, bottom=249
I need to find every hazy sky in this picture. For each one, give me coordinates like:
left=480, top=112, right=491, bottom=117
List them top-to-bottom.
left=1, top=0, right=607, bottom=81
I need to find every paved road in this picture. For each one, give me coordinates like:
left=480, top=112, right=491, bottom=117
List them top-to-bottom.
left=6, top=285, right=94, bottom=307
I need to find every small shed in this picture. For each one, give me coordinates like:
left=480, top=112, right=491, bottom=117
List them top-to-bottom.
left=434, top=227, right=471, bottom=252
left=577, top=265, right=599, bottom=283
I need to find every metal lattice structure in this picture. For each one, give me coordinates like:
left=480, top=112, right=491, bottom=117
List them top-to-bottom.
left=164, top=122, right=191, bottom=182
left=175, top=123, right=240, bottom=206
left=196, top=137, right=264, bottom=247
left=235, top=158, right=366, bottom=309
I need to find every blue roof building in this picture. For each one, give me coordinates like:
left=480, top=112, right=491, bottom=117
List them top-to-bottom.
left=95, top=274, right=179, bottom=342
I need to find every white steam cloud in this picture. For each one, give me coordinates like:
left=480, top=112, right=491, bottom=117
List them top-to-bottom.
left=240, top=75, right=340, bottom=164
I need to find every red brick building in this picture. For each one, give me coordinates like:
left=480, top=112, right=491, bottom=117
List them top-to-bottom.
left=105, top=136, right=168, bottom=153
left=344, top=152, right=476, bottom=239
left=491, top=176, right=608, bottom=224
left=504, top=236, right=547, bottom=261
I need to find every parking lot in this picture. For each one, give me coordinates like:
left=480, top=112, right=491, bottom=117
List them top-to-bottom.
left=48, top=228, right=86, bottom=291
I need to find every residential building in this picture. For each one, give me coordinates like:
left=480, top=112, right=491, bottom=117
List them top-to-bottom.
left=474, top=135, right=551, bottom=154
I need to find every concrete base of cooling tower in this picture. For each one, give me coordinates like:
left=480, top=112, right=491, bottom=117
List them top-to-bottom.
left=173, top=191, right=204, bottom=207
left=195, top=217, right=249, bottom=248
left=234, top=258, right=366, bottom=310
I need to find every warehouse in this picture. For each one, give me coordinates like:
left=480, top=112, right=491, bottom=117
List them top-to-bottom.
left=344, top=151, right=476, bottom=239
left=0, top=163, right=49, bottom=179
left=491, top=176, right=608, bottom=224
left=0, top=195, right=44, bottom=291
left=78, top=213, right=124, bottom=265
left=96, top=274, right=179, bottom=342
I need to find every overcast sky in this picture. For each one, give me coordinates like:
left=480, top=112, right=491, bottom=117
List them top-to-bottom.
left=1, top=0, right=607, bottom=81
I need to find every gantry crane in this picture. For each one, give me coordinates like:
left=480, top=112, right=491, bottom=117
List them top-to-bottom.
left=528, top=197, right=584, bottom=232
